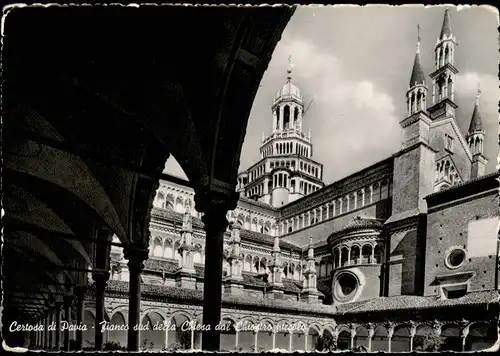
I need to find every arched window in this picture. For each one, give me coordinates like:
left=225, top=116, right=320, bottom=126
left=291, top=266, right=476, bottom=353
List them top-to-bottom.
left=283, top=105, right=290, bottom=129
left=275, top=107, right=280, bottom=129
left=294, top=107, right=299, bottom=126
left=155, top=192, right=165, bottom=208
left=166, top=194, right=174, bottom=210
left=175, top=197, right=183, bottom=213
left=152, top=238, right=163, bottom=257
left=164, top=239, right=173, bottom=259
left=193, top=245, right=202, bottom=265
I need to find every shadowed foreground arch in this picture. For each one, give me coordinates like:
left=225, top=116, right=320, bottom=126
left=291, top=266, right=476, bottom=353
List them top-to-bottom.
left=2, top=4, right=294, bottom=352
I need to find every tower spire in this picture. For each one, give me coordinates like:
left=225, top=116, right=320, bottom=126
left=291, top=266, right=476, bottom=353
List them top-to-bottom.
left=440, top=8, right=452, bottom=40
left=428, top=9, right=458, bottom=119
left=406, top=24, right=427, bottom=116
left=409, top=25, right=425, bottom=88
left=287, top=54, right=292, bottom=81
left=467, top=82, right=487, bottom=178
left=468, top=82, right=484, bottom=134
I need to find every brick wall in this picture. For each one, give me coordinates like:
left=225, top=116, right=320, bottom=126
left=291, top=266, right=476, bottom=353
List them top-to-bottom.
left=424, top=189, right=499, bottom=296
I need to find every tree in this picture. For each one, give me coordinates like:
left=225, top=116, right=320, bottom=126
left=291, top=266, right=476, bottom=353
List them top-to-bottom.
left=315, top=333, right=337, bottom=351
left=414, top=334, right=444, bottom=351
left=103, top=341, right=126, bottom=350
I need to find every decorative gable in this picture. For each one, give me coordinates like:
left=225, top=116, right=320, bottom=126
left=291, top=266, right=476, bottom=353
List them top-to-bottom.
left=434, top=156, right=462, bottom=192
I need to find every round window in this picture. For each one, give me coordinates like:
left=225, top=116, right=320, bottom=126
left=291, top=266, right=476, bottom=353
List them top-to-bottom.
left=445, top=248, right=466, bottom=269
left=334, top=273, right=358, bottom=302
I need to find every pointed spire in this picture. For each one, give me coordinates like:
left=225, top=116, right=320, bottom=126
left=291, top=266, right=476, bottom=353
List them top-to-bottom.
left=440, top=9, right=452, bottom=40
left=409, top=25, right=425, bottom=88
left=468, top=83, right=484, bottom=133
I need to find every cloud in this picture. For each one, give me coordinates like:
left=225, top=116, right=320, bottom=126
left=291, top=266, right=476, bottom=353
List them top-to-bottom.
left=271, top=38, right=402, bottom=183
left=454, top=72, right=499, bottom=116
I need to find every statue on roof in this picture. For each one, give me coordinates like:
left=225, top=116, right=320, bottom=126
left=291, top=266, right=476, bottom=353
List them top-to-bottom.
left=182, top=207, right=192, bottom=231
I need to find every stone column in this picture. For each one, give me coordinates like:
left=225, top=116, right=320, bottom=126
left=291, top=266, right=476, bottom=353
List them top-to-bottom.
left=369, top=186, right=373, bottom=204
left=361, top=188, right=365, bottom=207
left=196, top=190, right=236, bottom=351
left=325, top=203, right=329, bottom=219
left=124, top=243, right=149, bottom=351
left=371, top=246, right=375, bottom=264
left=93, top=271, right=109, bottom=351
left=75, top=286, right=85, bottom=350
left=63, top=295, right=72, bottom=351
left=55, top=304, right=62, bottom=350
left=48, top=310, right=54, bottom=349
left=44, top=315, right=49, bottom=349
left=387, top=324, right=394, bottom=353
left=409, top=324, right=416, bottom=352
left=367, top=325, right=374, bottom=352
left=461, top=325, right=470, bottom=352
left=350, top=326, right=356, bottom=349
left=164, top=327, right=169, bottom=350
left=191, top=328, right=195, bottom=351
left=235, top=330, right=239, bottom=349
left=253, top=331, right=258, bottom=353
left=272, top=331, right=276, bottom=349
left=289, top=332, right=293, bottom=351
left=304, top=333, right=308, bottom=351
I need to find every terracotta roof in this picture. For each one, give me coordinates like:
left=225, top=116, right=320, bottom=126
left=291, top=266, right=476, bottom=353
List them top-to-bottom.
left=440, top=9, right=452, bottom=40
left=409, top=48, right=425, bottom=88
left=425, top=171, right=499, bottom=199
left=151, top=208, right=204, bottom=228
left=327, top=216, right=383, bottom=242
left=240, top=229, right=301, bottom=251
left=143, top=258, right=179, bottom=273
left=241, top=273, right=267, bottom=288
left=282, top=278, right=302, bottom=293
left=100, top=280, right=337, bottom=315
left=337, top=290, right=500, bottom=314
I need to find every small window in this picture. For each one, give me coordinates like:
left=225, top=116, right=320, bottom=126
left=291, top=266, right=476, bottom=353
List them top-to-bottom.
left=445, top=134, right=454, bottom=152
left=445, top=248, right=466, bottom=269
left=442, top=284, right=467, bottom=299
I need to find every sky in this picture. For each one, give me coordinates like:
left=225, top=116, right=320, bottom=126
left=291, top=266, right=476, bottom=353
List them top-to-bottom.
left=166, top=5, right=499, bottom=184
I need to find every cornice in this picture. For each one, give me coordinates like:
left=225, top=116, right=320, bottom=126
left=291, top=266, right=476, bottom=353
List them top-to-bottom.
left=385, top=214, right=420, bottom=233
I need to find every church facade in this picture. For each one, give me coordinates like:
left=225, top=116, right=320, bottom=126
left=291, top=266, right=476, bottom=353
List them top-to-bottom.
left=82, top=10, right=499, bottom=352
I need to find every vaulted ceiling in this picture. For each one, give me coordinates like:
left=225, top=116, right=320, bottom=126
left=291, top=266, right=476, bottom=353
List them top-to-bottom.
left=2, top=4, right=294, bottom=329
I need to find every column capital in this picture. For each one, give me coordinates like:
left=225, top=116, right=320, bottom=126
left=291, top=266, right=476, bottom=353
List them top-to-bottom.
left=195, top=188, right=239, bottom=214
left=124, top=243, right=149, bottom=273
left=92, top=270, right=110, bottom=283
left=408, top=321, right=417, bottom=337
left=367, top=323, right=375, bottom=337
left=460, top=324, right=470, bottom=338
